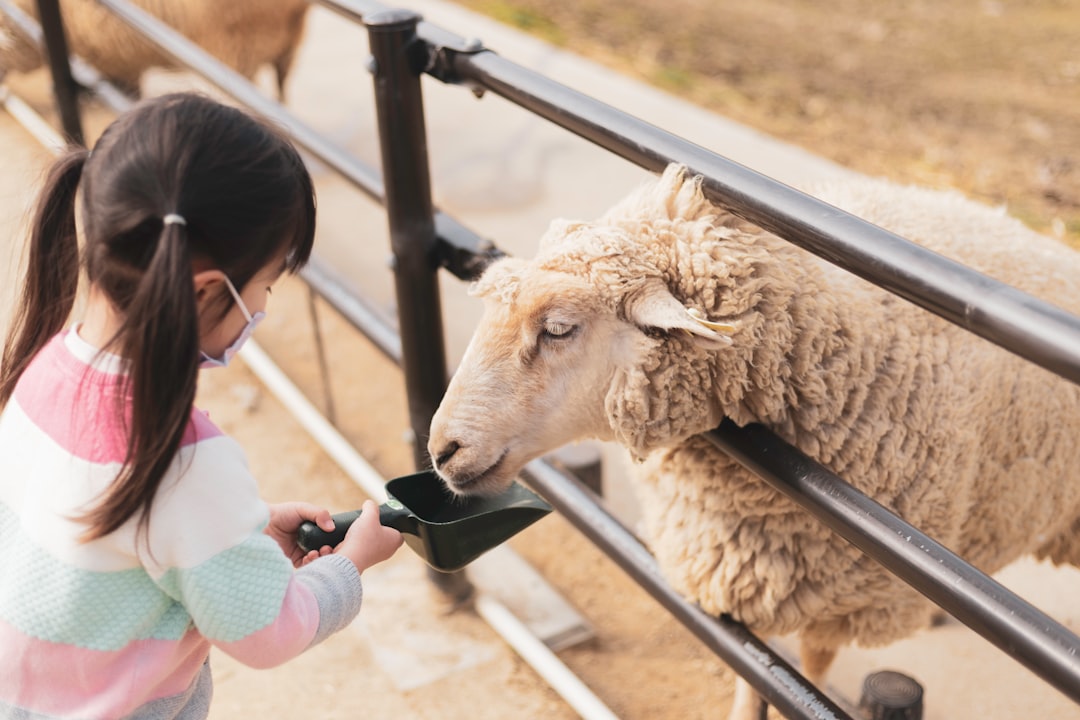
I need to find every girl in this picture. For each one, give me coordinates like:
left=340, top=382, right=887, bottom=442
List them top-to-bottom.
left=0, top=93, right=402, bottom=718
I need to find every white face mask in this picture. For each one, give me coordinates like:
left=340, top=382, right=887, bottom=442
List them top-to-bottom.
left=199, top=275, right=265, bottom=369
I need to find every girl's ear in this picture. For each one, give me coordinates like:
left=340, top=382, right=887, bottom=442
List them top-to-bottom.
left=192, top=269, right=226, bottom=304
left=192, top=269, right=229, bottom=318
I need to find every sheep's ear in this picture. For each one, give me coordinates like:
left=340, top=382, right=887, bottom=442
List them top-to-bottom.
left=469, top=257, right=528, bottom=299
left=625, top=279, right=734, bottom=349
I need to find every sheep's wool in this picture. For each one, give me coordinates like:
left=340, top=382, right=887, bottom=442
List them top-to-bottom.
left=0, top=0, right=310, bottom=89
left=486, top=165, right=1080, bottom=650
left=641, top=169, right=1080, bottom=648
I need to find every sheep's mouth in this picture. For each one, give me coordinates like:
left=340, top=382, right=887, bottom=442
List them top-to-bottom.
left=449, top=450, right=509, bottom=495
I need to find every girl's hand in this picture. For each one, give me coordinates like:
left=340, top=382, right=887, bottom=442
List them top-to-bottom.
left=335, top=500, right=404, bottom=574
left=266, top=501, right=335, bottom=567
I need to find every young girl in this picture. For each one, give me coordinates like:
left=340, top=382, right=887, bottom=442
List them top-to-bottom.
left=0, top=93, right=402, bottom=718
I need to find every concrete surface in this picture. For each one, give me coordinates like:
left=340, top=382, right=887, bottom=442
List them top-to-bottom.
left=4, top=0, right=1080, bottom=717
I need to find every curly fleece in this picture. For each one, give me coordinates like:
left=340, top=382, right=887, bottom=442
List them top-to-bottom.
left=516, top=165, right=1080, bottom=650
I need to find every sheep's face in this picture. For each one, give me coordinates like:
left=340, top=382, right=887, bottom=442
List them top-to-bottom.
left=429, top=253, right=734, bottom=496
left=429, top=262, right=632, bottom=495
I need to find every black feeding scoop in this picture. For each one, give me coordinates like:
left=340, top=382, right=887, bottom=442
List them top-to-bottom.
left=296, top=470, right=553, bottom=572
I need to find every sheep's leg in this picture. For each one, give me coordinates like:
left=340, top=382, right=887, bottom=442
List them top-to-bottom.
left=273, top=7, right=309, bottom=102
left=273, top=54, right=293, bottom=102
left=103, top=74, right=141, bottom=100
left=726, top=640, right=836, bottom=720
left=799, top=640, right=837, bottom=689
left=726, top=641, right=837, bottom=720
left=728, top=676, right=767, bottom=720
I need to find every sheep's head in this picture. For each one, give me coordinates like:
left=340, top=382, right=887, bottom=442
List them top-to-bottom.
left=428, top=222, right=737, bottom=496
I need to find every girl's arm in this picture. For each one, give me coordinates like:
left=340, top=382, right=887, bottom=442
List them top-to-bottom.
left=145, top=435, right=365, bottom=669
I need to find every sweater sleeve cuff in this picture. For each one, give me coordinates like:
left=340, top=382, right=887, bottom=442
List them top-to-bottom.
left=295, top=554, right=363, bottom=647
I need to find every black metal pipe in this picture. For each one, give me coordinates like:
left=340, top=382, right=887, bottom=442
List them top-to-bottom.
left=32, top=0, right=83, bottom=144
left=89, top=0, right=500, bottom=281
left=91, top=0, right=384, bottom=201
left=0, top=1, right=135, bottom=116
left=365, top=7, right=445, bottom=464
left=365, top=8, right=471, bottom=600
left=444, top=50, right=1080, bottom=387
left=434, top=211, right=504, bottom=281
left=299, top=255, right=402, bottom=365
left=705, top=419, right=1080, bottom=706
left=522, top=459, right=853, bottom=720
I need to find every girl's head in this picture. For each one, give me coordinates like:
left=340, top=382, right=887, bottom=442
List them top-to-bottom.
left=1, top=92, right=316, bottom=540
left=81, top=93, right=314, bottom=342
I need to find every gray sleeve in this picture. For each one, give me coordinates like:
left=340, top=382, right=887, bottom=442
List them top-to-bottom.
left=295, top=554, right=364, bottom=647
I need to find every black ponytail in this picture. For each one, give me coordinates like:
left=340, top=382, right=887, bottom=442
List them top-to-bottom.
left=55, top=92, right=314, bottom=542
left=0, top=147, right=87, bottom=407
left=79, top=219, right=200, bottom=541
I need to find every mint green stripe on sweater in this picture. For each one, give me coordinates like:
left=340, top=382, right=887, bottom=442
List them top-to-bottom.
left=0, top=504, right=190, bottom=650
left=154, top=532, right=293, bottom=642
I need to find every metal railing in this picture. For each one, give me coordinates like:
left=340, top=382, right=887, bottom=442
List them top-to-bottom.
left=7, top=0, right=1080, bottom=716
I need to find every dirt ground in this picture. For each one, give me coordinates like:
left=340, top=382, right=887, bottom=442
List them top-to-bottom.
left=457, top=0, right=1080, bottom=247
left=4, top=1, right=1080, bottom=718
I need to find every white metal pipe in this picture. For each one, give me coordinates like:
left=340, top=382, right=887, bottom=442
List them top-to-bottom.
left=0, top=84, right=67, bottom=152
left=238, top=341, right=620, bottom=720
left=238, top=341, right=389, bottom=501
left=475, top=594, right=620, bottom=720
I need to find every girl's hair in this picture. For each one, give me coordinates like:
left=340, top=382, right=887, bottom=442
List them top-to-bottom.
left=0, top=93, right=315, bottom=541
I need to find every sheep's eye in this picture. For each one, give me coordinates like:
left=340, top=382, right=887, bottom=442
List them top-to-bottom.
left=541, top=320, right=577, bottom=339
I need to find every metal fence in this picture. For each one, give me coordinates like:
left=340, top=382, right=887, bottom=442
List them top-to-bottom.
left=10, top=0, right=1080, bottom=716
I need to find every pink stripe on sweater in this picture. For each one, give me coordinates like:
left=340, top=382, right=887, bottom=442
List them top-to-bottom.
left=13, top=334, right=221, bottom=464
left=215, top=578, right=321, bottom=668
left=0, top=615, right=209, bottom=719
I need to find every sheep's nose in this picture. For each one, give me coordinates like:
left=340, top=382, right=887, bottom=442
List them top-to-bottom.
left=432, top=440, right=462, bottom=470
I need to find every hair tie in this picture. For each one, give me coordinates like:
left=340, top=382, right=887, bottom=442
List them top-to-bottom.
left=163, top=213, right=187, bottom=227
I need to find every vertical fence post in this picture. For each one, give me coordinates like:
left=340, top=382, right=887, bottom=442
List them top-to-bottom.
left=33, top=0, right=83, bottom=145
left=365, top=9, right=472, bottom=600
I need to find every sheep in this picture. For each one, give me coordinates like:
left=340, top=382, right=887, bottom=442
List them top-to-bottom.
left=0, top=0, right=310, bottom=97
left=427, top=163, right=1080, bottom=718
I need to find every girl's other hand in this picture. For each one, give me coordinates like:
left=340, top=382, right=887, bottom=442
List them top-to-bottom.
left=335, top=499, right=404, bottom=574
left=266, top=501, right=335, bottom=567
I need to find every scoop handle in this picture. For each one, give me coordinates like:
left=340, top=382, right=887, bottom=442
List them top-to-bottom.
left=295, top=501, right=413, bottom=553
left=296, top=510, right=361, bottom=553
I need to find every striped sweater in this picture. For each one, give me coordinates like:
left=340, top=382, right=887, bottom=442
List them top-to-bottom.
left=0, top=328, right=363, bottom=719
